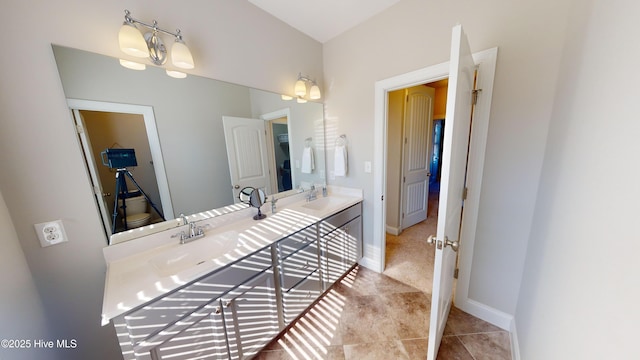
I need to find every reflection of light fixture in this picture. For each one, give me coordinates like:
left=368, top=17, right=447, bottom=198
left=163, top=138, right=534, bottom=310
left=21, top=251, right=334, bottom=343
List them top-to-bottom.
left=118, top=10, right=195, bottom=76
left=119, top=59, right=146, bottom=70
left=166, top=70, right=187, bottom=79
left=294, top=73, right=321, bottom=100
left=281, top=94, right=293, bottom=101
left=296, top=96, right=307, bottom=103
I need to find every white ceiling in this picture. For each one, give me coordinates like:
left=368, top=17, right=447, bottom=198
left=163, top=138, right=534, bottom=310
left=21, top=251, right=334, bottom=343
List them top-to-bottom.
left=248, top=0, right=402, bottom=43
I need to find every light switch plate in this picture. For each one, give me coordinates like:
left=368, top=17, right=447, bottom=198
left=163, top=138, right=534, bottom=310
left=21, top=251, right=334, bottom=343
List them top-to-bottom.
left=364, top=161, right=372, bottom=173
left=34, top=220, right=68, bottom=247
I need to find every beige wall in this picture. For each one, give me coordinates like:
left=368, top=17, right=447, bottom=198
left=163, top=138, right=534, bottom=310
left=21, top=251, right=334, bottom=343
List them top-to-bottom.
left=323, top=0, right=573, bottom=315
left=516, top=0, right=639, bottom=357
left=0, top=1, right=322, bottom=358
left=385, top=89, right=405, bottom=230
left=0, top=191, right=56, bottom=360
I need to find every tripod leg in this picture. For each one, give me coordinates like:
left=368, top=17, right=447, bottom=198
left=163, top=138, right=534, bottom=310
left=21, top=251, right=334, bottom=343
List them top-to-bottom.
left=112, top=171, right=123, bottom=233
left=124, top=171, right=166, bottom=220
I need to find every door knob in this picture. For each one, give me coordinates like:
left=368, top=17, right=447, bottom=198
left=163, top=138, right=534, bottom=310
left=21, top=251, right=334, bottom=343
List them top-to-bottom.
left=234, top=185, right=240, bottom=189
left=427, top=234, right=437, bottom=245
left=427, top=235, right=459, bottom=252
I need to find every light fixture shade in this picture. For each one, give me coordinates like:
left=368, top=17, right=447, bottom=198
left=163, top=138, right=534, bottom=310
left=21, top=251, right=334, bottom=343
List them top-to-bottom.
left=119, top=23, right=148, bottom=58
left=171, top=40, right=194, bottom=69
left=119, top=59, right=146, bottom=70
left=166, top=70, right=187, bottom=79
left=294, top=79, right=307, bottom=97
left=309, top=84, right=321, bottom=100
left=296, top=97, right=307, bottom=104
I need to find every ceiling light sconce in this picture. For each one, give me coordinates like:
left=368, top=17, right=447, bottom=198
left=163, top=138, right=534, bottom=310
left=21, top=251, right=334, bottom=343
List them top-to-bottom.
left=118, top=10, right=195, bottom=76
left=294, top=73, right=321, bottom=100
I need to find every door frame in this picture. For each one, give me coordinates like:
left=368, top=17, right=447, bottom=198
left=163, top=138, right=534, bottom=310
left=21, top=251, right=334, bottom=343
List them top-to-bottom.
left=369, top=47, right=506, bottom=328
left=67, top=99, right=175, bottom=234
left=260, top=108, right=293, bottom=194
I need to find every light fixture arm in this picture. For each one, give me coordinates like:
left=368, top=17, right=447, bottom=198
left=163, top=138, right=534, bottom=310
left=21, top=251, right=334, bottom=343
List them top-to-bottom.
left=124, top=10, right=183, bottom=40
left=297, top=73, right=316, bottom=84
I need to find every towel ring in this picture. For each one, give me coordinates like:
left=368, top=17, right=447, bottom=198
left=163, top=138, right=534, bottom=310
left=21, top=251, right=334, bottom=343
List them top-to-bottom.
left=335, top=134, right=347, bottom=147
left=304, top=137, right=313, bottom=148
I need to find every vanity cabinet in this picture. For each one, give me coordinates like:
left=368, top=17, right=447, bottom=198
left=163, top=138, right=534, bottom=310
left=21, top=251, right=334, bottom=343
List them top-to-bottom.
left=112, top=201, right=362, bottom=360
left=319, top=203, right=363, bottom=289
left=275, top=226, right=323, bottom=325
left=114, top=247, right=274, bottom=360
left=148, top=271, right=278, bottom=360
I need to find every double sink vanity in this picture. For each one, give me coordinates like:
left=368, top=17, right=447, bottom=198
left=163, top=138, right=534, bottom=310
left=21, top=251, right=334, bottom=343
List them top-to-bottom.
left=102, top=186, right=363, bottom=360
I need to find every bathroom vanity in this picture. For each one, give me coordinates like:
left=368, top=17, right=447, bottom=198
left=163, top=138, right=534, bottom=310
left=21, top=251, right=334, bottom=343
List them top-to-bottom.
left=101, top=187, right=363, bottom=360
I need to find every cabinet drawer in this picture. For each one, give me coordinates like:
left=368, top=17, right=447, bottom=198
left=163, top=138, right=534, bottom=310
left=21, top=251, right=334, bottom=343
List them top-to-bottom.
left=319, top=203, right=362, bottom=237
left=276, top=225, right=317, bottom=259
left=279, top=241, right=320, bottom=291
left=123, top=247, right=273, bottom=345
left=282, top=270, right=322, bottom=325
left=150, top=301, right=228, bottom=360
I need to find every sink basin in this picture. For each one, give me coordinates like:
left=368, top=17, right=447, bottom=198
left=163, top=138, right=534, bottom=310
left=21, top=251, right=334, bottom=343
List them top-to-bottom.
left=301, top=197, right=347, bottom=211
left=149, top=230, right=240, bottom=277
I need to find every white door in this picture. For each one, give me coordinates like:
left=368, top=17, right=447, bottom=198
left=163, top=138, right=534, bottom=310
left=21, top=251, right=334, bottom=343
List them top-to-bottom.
left=426, top=24, right=475, bottom=360
left=401, top=86, right=435, bottom=230
left=72, top=109, right=113, bottom=236
left=222, top=116, right=272, bottom=202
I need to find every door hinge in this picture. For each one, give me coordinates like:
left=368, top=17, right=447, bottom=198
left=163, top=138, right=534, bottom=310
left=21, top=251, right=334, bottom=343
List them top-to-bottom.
left=472, top=89, right=482, bottom=105
left=76, top=123, right=84, bottom=134
left=403, top=176, right=406, bottom=183
left=462, top=187, right=468, bottom=200
left=381, top=195, right=384, bottom=201
left=402, top=213, right=405, bottom=219
left=454, top=268, right=459, bottom=279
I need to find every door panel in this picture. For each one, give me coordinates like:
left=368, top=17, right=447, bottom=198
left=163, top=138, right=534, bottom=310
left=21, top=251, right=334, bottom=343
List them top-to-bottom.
left=427, top=24, right=475, bottom=360
left=402, top=86, right=435, bottom=229
left=72, top=109, right=113, bottom=236
left=223, top=116, right=271, bottom=201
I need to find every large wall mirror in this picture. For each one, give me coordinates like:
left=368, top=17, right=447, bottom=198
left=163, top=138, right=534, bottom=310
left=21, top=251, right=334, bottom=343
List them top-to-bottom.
left=52, top=45, right=326, bottom=244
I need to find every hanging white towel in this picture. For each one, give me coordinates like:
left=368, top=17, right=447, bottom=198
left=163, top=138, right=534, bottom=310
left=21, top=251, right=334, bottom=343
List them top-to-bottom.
left=334, top=145, right=348, bottom=176
left=301, top=147, right=315, bottom=174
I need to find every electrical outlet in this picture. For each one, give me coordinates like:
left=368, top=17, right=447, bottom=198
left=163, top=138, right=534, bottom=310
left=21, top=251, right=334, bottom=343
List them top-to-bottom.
left=34, top=220, right=68, bottom=247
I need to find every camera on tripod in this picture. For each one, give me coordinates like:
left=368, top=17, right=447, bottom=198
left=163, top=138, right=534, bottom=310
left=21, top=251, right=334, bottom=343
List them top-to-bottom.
left=99, top=148, right=165, bottom=233
left=101, top=148, right=137, bottom=169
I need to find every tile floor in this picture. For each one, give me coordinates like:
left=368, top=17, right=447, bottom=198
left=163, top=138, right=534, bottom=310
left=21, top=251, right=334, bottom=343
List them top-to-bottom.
left=255, top=194, right=512, bottom=359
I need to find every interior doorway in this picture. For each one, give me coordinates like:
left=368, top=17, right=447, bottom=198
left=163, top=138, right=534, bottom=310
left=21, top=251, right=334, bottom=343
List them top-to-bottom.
left=372, top=47, right=504, bottom=330
left=385, top=79, right=448, bottom=236
left=68, top=99, right=174, bottom=240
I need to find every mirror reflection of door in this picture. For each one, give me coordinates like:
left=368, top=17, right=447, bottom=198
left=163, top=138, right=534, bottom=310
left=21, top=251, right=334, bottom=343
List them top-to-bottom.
left=74, top=110, right=163, bottom=235
left=222, top=116, right=272, bottom=202
left=267, top=117, right=293, bottom=193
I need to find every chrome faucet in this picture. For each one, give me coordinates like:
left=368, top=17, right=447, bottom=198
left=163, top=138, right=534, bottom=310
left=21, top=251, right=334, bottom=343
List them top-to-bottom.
left=306, top=185, right=318, bottom=202
left=270, top=196, right=278, bottom=213
left=172, top=218, right=206, bottom=244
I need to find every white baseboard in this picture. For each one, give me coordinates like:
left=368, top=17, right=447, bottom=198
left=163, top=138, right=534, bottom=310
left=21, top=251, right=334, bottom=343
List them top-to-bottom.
left=386, top=225, right=401, bottom=235
left=358, top=256, right=382, bottom=273
left=456, top=297, right=513, bottom=331
left=510, top=318, right=521, bottom=360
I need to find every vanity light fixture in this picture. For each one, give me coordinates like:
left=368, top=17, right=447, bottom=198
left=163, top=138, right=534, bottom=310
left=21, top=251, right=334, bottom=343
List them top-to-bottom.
left=118, top=10, right=195, bottom=76
left=294, top=73, right=321, bottom=100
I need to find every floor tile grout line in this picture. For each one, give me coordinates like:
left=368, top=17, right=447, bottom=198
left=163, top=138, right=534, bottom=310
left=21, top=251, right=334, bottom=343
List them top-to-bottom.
left=448, top=329, right=509, bottom=336
left=455, top=335, right=478, bottom=360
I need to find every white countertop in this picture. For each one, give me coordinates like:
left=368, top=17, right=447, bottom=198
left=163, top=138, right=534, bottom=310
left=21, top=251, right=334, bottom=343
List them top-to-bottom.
left=101, top=186, right=363, bottom=324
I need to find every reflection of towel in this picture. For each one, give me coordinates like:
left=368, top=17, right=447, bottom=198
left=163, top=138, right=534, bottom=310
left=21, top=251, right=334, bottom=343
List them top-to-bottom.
left=334, top=145, right=348, bottom=176
left=301, top=147, right=315, bottom=174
